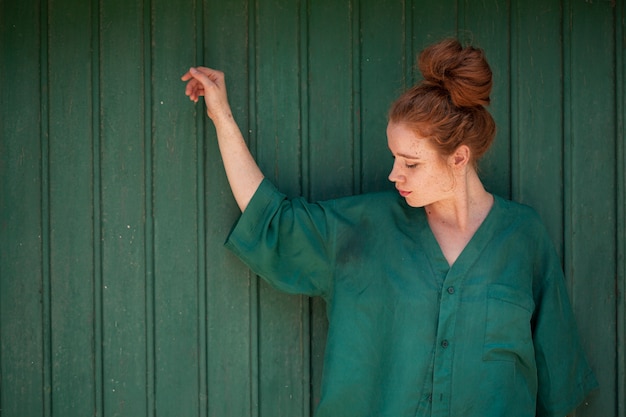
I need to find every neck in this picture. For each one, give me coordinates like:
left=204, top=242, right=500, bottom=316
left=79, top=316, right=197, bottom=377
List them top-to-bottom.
left=425, top=169, right=493, bottom=232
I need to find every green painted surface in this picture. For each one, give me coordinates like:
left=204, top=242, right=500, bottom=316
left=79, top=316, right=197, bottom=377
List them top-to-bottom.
left=0, top=1, right=624, bottom=416
left=0, top=1, right=45, bottom=416
left=47, top=1, right=97, bottom=415
left=566, top=3, right=618, bottom=416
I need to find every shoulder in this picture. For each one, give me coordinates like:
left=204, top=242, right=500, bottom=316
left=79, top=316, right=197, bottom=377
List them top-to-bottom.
left=254, top=178, right=405, bottom=213
left=250, top=179, right=408, bottom=224
left=322, top=189, right=418, bottom=223
left=327, top=189, right=401, bottom=209
left=494, top=194, right=540, bottom=219
left=489, top=195, right=559, bottom=262
left=492, top=195, right=560, bottom=266
left=493, top=195, right=547, bottom=233
left=489, top=196, right=565, bottom=296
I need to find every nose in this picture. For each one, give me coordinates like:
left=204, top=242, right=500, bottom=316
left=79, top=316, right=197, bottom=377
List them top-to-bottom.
left=388, top=161, right=403, bottom=183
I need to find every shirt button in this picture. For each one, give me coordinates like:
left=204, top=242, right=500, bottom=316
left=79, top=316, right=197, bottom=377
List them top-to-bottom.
left=447, top=286, right=455, bottom=294
left=441, top=339, right=449, bottom=348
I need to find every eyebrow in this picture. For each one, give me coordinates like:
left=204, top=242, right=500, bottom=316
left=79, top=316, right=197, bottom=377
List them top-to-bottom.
left=393, top=152, right=422, bottom=160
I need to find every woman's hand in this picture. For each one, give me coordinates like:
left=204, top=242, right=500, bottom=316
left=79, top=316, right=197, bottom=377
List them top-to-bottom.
left=181, top=67, right=232, bottom=122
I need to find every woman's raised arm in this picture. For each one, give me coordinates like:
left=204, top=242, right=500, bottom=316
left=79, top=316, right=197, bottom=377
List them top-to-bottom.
left=181, top=67, right=264, bottom=212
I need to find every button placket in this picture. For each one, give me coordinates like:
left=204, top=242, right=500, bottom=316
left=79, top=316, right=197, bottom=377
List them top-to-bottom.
left=431, top=273, right=461, bottom=416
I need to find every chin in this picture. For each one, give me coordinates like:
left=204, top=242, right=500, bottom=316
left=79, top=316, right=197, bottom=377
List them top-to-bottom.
left=405, top=198, right=426, bottom=208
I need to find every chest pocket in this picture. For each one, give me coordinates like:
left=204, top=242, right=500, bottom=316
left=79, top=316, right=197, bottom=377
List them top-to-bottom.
left=483, top=284, right=535, bottom=366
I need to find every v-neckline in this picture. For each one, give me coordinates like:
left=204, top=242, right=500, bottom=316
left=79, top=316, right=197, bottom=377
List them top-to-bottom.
left=417, top=195, right=501, bottom=279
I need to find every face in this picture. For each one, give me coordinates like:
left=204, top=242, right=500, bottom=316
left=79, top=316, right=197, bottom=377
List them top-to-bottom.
left=387, top=122, right=455, bottom=208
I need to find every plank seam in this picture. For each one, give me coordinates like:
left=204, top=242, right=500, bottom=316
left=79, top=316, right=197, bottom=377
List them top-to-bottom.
left=40, top=0, right=52, bottom=416
left=91, top=0, right=104, bottom=415
left=143, top=0, right=156, bottom=414
left=196, top=0, right=208, bottom=415
left=247, top=0, right=260, bottom=415
left=298, top=0, right=312, bottom=415
left=352, top=0, right=362, bottom=195
left=403, top=0, right=409, bottom=87
left=509, top=0, right=520, bottom=201
left=562, top=0, right=574, bottom=293
left=615, top=1, right=626, bottom=415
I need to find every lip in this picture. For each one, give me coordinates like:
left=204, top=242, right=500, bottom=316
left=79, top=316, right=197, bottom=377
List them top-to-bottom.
left=398, top=189, right=412, bottom=197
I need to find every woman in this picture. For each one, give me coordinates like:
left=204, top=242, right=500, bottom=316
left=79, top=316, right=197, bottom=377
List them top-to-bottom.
left=182, top=39, right=597, bottom=417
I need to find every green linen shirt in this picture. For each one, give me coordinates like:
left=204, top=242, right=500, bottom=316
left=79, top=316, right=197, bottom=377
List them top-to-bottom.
left=225, top=179, right=598, bottom=417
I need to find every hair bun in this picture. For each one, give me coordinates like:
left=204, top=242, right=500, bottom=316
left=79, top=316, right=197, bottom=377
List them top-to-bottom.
left=418, top=38, right=492, bottom=108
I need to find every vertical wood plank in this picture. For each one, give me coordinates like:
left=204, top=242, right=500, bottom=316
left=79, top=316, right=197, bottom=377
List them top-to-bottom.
left=47, top=0, right=96, bottom=414
left=99, top=0, right=149, bottom=415
left=151, top=0, right=202, bottom=415
left=255, top=0, right=303, bottom=196
left=307, top=0, right=353, bottom=411
left=308, top=0, right=354, bottom=199
left=360, top=0, right=406, bottom=193
left=410, top=0, right=458, bottom=103
left=411, top=0, right=458, bottom=57
left=461, top=0, right=511, bottom=198
left=0, top=1, right=45, bottom=416
left=203, top=1, right=255, bottom=416
left=255, top=1, right=308, bottom=415
left=510, top=1, right=564, bottom=256
left=565, top=1, right=617, bottom=415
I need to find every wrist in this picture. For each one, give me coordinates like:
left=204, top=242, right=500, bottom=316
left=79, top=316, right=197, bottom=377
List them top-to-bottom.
left=209, top=109, right=234, bottom=125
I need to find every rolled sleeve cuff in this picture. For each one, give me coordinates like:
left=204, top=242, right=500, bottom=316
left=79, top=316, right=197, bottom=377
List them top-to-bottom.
left=224, top=178, right=284, bottom=259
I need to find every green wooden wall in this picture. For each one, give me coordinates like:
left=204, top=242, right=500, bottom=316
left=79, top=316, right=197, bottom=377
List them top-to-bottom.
left=1, top=0, right=624, bottom=416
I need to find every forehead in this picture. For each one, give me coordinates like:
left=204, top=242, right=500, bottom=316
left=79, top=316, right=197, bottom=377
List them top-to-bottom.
left=386, top=122, right=439, bottom=158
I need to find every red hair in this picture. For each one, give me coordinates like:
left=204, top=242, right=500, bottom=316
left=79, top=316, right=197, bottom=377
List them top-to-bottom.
left=389, top=39, right=496, bottom=165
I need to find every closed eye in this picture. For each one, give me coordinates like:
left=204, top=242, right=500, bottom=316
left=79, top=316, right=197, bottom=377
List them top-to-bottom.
left=390, top=154, right=419, bottom=169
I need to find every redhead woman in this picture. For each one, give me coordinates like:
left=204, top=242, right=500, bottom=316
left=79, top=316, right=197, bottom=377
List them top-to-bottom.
left=182, top=39, right=597, bottom=417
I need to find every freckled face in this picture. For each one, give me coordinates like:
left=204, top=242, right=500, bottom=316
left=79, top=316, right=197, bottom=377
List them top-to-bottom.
left=387, top=122, right=455, bottom=208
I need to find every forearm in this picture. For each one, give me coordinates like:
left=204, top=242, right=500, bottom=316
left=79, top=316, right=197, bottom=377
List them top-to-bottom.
left=182, top=67, right=264, bottom=212
left=213, top=113, right=264, bottom=212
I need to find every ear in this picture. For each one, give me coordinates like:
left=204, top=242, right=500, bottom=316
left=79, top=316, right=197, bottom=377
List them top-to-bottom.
left=449, top=145, right=471, bottom=169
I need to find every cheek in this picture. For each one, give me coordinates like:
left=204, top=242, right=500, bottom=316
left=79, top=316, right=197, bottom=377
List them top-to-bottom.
left=429, top=167, right=455, bottom=191
left=409, top=168, right=450, bottom=191
left=411, top=168, right=435, bottom=183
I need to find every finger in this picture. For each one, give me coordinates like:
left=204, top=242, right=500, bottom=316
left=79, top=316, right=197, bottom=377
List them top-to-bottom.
left=192, top=66, right=215, bottom=76
left=181, top=67, right=201, bottom=81
left=189, top=67, right=210, bottom=81
left=192, top=67, right=225, bottom=87
left=188, top=68, right=220, bottom=99
left=184, top=78, right=201, bottom=95
left=186, top=78, right=207, bottom=98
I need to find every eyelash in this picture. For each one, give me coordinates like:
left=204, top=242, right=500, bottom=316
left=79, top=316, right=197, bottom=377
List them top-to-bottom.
left=391, top=156, right=418, bottom=169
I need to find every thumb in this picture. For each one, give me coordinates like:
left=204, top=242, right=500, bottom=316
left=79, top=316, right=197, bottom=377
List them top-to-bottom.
left=189, top=67, right=212, bottom=87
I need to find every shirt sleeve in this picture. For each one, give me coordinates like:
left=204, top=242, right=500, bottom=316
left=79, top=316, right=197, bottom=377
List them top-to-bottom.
left=224, top=178, right=335, bottom=298
left=532, top=229, right=598, bottom=417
